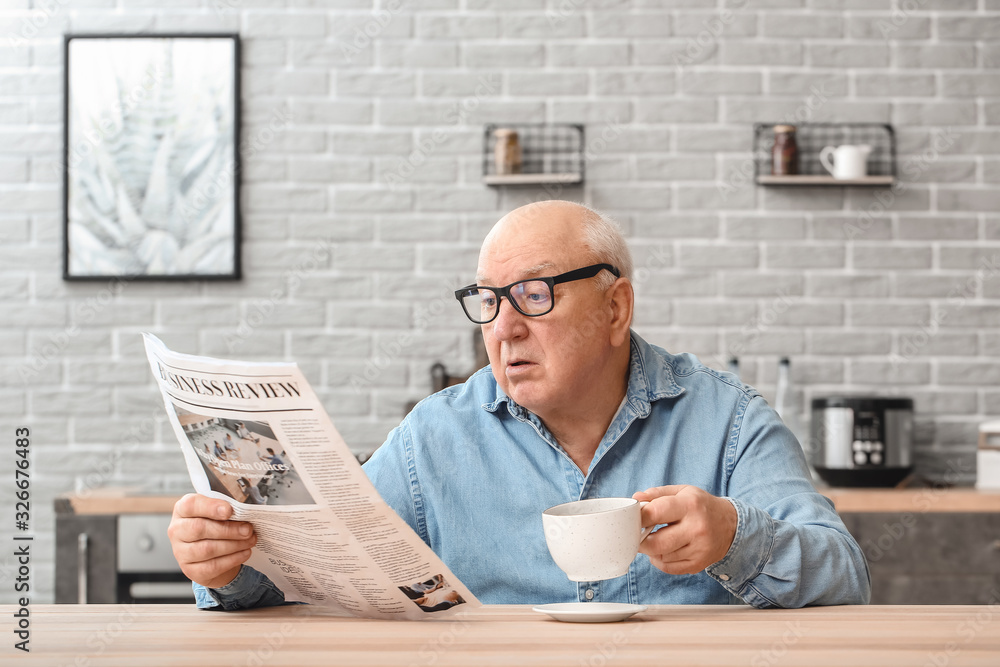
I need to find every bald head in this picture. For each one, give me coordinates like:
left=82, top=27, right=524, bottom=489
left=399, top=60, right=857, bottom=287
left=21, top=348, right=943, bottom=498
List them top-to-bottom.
left=482, top=200, right=588, bottom=251
left=478, top=201, right=633, bottom=287
left=478, top=201, right=588, bottom=281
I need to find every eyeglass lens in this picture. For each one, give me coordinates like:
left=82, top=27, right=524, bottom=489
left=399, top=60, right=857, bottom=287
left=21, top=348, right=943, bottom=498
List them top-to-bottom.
left=463, top=280, right=553, bottom=323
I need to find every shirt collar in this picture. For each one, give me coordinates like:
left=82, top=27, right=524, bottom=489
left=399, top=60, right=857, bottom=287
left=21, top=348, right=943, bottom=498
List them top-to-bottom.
left=482, top=330, right=685, bottom=417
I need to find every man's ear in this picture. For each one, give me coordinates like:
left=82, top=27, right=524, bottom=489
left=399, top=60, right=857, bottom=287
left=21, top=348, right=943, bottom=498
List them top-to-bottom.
left=607, top=278, right=634, bottom=347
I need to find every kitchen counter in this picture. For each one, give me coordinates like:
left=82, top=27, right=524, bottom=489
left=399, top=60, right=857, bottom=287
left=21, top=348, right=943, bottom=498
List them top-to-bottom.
left=54, top=487, right=1000, bottom=607
left=55, top=487, right=1000, bottom=515
left=821, top=488, right=1000, bottom=513
left=821, top=488, right=1000, bottom=605
left=55, top=489, right=183, bottom=515
left=54, top=490, right=190, bottom=605
left=15, top=603, right=1000, bottom=666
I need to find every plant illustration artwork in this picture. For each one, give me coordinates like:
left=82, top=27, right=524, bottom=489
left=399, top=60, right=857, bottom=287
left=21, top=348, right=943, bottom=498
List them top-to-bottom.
left=63, top=35, right=240, bottom=280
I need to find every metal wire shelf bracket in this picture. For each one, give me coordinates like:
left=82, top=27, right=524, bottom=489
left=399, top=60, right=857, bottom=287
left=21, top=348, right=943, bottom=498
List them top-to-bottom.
left=753, top=122, right=897, bottom=186
left=482, top=123, right=585, bottom=187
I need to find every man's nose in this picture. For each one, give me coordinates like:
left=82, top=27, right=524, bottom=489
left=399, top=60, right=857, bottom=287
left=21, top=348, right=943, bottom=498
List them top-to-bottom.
left=489, top=296, right=527, bottom=340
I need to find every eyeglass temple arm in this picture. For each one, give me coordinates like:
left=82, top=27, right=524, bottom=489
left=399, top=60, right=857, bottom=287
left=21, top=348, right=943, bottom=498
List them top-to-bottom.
left=551, top=263, right=620, bottom=285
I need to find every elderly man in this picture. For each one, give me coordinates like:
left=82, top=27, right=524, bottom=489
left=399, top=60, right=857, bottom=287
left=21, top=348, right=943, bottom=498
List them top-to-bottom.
left=169, top=200, right=870, bottom=610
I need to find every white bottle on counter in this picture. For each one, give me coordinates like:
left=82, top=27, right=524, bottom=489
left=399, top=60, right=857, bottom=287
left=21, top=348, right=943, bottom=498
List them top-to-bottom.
left=775, top=357, right=791, bottom=421
left=775, top=358, right=812, bottom=472
left=978, top=421, right=1000, bottom=490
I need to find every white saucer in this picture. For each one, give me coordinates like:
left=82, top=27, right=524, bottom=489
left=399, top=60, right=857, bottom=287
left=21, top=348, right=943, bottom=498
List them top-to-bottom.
left=532, top=602, right=647, bottom=623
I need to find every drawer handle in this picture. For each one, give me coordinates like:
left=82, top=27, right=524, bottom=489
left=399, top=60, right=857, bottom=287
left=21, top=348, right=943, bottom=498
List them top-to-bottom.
left=78, top=533, right=88, bottom=605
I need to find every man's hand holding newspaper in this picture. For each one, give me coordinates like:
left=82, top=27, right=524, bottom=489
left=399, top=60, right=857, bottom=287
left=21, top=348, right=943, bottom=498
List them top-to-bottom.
left=168, top=493, right=257, bottom=589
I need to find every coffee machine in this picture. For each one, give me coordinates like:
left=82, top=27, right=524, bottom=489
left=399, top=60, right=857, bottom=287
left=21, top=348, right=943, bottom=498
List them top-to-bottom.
left=809, top=396, right=914, bottom=487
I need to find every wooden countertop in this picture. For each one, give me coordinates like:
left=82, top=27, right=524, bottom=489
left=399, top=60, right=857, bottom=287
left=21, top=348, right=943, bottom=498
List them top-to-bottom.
left=56, top=487, right=1000, bottom=516
left=822, top=488, right=1000, bottom=513
left=55, top=489, right=183, bottom=515
left=17, top=604, right=999, bottom=666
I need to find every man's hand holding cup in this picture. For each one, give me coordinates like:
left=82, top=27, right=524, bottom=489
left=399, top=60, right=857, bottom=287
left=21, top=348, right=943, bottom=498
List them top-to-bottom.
left=632, top=485, right=738, bottom=576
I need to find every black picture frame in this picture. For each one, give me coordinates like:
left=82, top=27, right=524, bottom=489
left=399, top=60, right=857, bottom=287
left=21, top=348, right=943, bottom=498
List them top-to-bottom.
left=63, top=33, right=241, bottom=281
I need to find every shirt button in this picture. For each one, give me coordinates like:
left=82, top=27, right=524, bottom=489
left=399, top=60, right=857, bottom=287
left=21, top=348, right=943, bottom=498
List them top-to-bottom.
left=718, top=574, right=730, bottom=581
left=584, top=589, right=595, bottom=600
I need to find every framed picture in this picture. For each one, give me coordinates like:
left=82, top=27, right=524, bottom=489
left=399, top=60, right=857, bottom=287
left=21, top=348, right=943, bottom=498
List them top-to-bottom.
left=63, top=34, right=241, bottom=280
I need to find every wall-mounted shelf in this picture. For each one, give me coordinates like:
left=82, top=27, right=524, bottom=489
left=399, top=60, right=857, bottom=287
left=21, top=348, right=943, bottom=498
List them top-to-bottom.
left=753, top=122, right=896, bottom=187
left=482, top=123, right=584, bottom=187
left=482, top=172, right=582, bottom=186
left=757, top=175, right=896, bottom=186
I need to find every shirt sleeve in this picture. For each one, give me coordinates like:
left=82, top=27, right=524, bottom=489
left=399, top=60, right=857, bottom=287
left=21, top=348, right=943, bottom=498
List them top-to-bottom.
left=704, top=395, right=872, bottom=608
left=194, top=565, right=286, bottom=611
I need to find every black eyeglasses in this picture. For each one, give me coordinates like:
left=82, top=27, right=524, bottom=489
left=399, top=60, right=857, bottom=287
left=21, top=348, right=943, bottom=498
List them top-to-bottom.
left=454, top=263, right=620, bottom=324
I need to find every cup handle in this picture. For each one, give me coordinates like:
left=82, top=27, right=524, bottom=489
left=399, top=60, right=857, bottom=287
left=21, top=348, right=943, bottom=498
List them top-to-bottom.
left=819, top=146, right=837, bottom=176
left=639, top=501, right=653, bottom=543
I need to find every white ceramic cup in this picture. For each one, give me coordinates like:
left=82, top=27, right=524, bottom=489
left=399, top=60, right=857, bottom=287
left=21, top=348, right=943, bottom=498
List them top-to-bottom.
left=819, top=144, right=872, bottom=179
left=542, top=497, right=652, bottom=582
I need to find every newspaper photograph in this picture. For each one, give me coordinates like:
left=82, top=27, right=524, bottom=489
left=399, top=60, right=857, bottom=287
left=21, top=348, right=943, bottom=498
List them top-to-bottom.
left=142, top=333, right=480, bottom=620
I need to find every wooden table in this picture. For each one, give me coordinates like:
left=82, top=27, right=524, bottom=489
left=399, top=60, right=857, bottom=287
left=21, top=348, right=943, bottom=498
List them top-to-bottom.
left=12, top=604, right=1000, bottom=666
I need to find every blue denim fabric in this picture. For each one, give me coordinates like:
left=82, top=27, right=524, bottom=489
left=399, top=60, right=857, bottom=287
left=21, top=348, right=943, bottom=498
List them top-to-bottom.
left=197, top=331, right=870, bottom=610
left=195, top=562, right=286, bottom=610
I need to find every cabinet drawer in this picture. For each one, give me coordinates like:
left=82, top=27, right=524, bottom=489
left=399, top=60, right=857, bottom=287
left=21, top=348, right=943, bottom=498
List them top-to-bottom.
left=841, top=512, right=1000, bottom=575
left=872, top=574, right=1000, bottom=605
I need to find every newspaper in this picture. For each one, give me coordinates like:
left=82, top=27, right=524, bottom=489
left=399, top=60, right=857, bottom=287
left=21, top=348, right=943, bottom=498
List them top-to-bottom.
left=142, top=334, right=480, bottom=620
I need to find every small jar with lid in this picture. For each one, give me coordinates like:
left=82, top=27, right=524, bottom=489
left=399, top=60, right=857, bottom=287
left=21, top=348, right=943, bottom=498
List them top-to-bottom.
left=771, top=124, right=799, bottom=176
left=493, top=128, right=522, bottom=175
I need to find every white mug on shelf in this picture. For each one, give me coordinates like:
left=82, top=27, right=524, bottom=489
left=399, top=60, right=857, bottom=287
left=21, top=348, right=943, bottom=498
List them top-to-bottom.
left=819, top=144, right=872, bottom=180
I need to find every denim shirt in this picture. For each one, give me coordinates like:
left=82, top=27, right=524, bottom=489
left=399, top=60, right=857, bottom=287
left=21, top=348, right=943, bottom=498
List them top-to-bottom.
left=196, top=332, right=870, bottom=610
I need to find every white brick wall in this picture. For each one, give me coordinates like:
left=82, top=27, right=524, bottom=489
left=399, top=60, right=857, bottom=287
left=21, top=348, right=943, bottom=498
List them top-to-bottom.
left=2, top=0, right=999, bottom=602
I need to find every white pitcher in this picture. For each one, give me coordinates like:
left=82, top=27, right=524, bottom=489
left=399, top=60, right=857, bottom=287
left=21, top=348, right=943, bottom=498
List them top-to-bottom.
left=819, top=144, right=871, bottom=179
